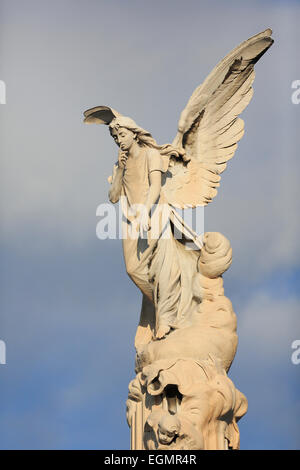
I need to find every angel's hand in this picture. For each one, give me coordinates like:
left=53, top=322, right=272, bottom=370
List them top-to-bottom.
left=118, top=150, right=128, bottom=169
left=136, top=207, right=150, bottom=238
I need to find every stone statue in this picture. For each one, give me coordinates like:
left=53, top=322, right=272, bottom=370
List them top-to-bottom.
left=84, top=28, right=273, bottom=449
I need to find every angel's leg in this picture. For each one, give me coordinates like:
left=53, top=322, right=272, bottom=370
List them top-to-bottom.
left=150, top=232, right=181, bottom=340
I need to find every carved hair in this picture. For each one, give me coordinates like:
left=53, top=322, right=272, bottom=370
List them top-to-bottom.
left=109, top=116, right=188, bottom=161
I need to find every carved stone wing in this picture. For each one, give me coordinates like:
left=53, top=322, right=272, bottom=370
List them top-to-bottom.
left=163, top=29, right=273, bottom=207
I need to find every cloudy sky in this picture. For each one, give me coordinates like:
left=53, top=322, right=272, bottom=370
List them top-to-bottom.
left=0, top=0, right=299, bottom=449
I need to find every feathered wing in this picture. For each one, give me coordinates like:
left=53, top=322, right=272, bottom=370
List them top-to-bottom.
left=163, top=29, right=274, bottom=207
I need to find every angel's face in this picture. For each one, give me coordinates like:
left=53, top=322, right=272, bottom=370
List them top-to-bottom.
left=112, top=127, right=136, bottom=152
left=157, top=416, right=179, bottom=445
left=158, top=425, right=176, bottom=445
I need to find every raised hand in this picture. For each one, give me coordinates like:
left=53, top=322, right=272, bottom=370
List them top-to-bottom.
left=118, top=149, right=128, bottom=169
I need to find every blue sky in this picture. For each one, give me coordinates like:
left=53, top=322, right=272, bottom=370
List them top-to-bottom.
left=0, top=0, right=299, bottom=449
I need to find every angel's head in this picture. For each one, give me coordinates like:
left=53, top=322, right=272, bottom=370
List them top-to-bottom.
left=108, top=114, right=186, bottom=164
left=109, top=116, right=158, bottom=151
left=110, top=126, right=137, bottom=152
left=157, top=414, right=181, bottom=445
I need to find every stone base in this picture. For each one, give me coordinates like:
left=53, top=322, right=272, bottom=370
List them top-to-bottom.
left=127, top=356, right=247, bottom=450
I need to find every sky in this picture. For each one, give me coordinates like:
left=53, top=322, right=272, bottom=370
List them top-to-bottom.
left=0, top=0, right=299, bottom=449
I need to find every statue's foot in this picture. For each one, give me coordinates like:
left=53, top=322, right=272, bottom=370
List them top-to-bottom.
left=155, top=324, right=171, bottom=340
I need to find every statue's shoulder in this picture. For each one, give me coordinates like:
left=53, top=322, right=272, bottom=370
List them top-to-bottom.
left=145, top=146, right=160, bottom=158
left=145, top=147, right=165, bottom=174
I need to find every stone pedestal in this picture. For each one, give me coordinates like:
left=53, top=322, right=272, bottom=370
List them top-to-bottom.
left=126, top=232, right=248, bottom=450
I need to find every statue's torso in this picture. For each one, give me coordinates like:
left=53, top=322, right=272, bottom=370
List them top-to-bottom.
left=122, top=148, right=150, bottom=207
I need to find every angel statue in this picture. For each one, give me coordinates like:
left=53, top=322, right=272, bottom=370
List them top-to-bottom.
left=84, top=29, right=273, bottom=346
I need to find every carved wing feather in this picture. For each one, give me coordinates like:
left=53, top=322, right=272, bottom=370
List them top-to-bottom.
left=164, top=29, right=273, bottom=207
